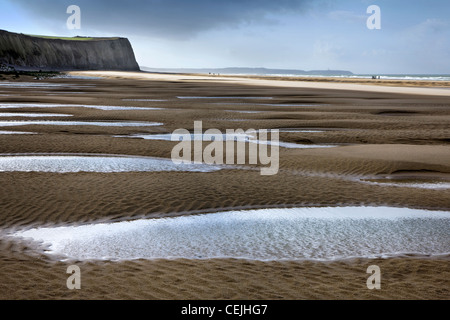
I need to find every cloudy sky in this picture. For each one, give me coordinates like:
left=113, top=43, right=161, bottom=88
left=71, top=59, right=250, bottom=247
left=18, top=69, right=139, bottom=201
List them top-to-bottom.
left=1, top=0, right=449, bottom=74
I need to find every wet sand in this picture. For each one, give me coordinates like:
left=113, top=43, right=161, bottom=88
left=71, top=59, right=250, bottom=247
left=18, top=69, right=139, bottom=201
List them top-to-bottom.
left=71, top=71, right=450, bottom=96
left=0, top=72, right=449, bottom=299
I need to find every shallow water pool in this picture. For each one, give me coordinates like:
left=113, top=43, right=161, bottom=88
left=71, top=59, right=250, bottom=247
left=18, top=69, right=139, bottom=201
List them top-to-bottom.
left=0, top=103, right=162, bottom=111
left=0, top=112, right=72, bottom=118
left=0, top=120, right=162, bottom=127
left=0, top=130, right=37, bottom=135
left=115, top=132, right=335, bottom=149
left=0, top=154, right=221, bottom=173
left=11, top=206, right=450, bottom=261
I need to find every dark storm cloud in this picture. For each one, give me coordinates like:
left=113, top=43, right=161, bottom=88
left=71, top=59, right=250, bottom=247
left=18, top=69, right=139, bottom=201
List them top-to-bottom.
left=13, top=0, right=313, bottom=38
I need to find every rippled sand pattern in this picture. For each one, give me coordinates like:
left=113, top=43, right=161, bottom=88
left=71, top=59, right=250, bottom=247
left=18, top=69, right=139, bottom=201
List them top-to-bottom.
left=0, top=73, right=449, bottom=299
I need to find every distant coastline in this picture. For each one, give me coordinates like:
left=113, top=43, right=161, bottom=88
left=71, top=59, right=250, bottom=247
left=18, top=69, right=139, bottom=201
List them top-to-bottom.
left=140, top=66, right=354, bottom=77
left=140, top=67, right=450, bottom=82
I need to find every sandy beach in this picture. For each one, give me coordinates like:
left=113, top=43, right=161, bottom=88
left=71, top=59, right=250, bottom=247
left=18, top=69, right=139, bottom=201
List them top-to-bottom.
left=0, top=71, right=449, bottom=300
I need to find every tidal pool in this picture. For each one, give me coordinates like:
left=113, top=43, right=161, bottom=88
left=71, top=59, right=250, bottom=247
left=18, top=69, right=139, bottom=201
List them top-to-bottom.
left=0, top=82, right=92, bottom=89
left=177, top=96, right=273, bottom=100
left=122, top=99, right=168, bottom=102
left=213, top=102, right=326, bottom=107
left=0, top=103, right=162, bottom=111
left=225, top=110, right=264, bottom=114
left=0, top=112, right=72, bottom=118
left=0, top=120, right=162, bottom=127
left=278, top=129, right=325, bottom=133
left=0, top=131, right=37, bottom=135
left=115, top=132, right=335, bottom=149
left=0, top=154, right=222, bottom=173
left=362, top=179, right=450, bottom=190
left=11, top=206, right=450, bottom=261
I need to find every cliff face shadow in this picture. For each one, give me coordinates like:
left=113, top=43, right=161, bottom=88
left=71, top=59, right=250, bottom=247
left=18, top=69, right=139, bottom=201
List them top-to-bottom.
left=0, top=30, right=140, bottom=72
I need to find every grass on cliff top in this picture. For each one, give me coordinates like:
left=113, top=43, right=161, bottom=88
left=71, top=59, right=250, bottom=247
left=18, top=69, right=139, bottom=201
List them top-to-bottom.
left=26, top=34, right=119, bottom=41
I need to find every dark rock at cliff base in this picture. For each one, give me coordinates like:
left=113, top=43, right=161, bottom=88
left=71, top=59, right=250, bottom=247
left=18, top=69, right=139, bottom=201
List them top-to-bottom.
left=0, top=30, right=140, bottom=72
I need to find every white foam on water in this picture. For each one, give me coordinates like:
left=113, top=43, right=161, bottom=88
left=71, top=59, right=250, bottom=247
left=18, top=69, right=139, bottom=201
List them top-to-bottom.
left=0, top=103, right=162, bottom=111
left=0, top=112, right=72, bottom=118
left=0, top=120, right=162, bottom=127
left=0, top=131, right=37, bottom=135
left=0, top=155, right=222, bottom=173
left=11, top=207, right=450, bottom=261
